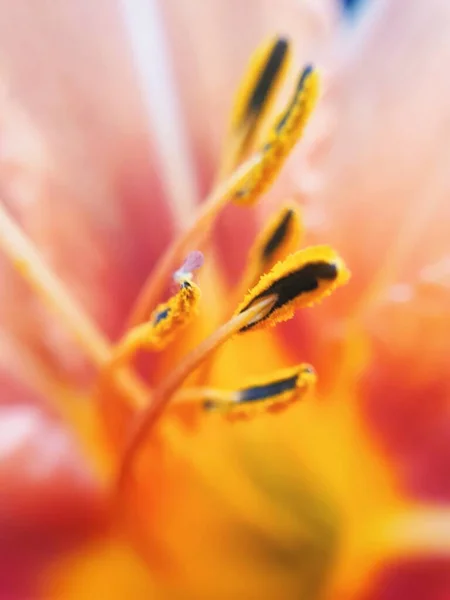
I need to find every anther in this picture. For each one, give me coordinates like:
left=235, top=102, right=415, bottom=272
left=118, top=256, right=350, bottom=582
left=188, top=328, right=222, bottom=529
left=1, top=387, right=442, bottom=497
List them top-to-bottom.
left=220, top=36, right=291, bottom=174
left=126, top=60, right=315, bottom=328
left=233, top=65, right=320, bottom=206
left=244, top=203, right=302, bottom=289
left=236, top=245, right=350, bottom=332
left=108, top=256, right=202, bottom=370
left=117, top=294, right=278, bottom=487
left=202, top=364, right=316, bottom=418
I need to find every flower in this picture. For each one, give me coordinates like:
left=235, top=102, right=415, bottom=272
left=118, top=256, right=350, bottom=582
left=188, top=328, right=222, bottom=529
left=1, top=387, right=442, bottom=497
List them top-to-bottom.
left=0, top=1, right=449, bottom=599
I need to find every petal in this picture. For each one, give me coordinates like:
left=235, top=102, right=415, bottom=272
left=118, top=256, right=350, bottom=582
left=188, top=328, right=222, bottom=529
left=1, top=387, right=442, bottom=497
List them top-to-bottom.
left=0, top=0, right=175, bottom=379
left=292, top=0, right=450, bottom=498
left=302, top=0, right=450, bottom=301
left=360, top=277, right=450, bottom=501
left=0, top=371, right=107, bottom=597
left=116, top=373, right=397, bottom=600
left=120, top=412, right=337, bottom=599
left=42, top=537, right=162, bottom=600
left=361, top=558, right=450, bottom=600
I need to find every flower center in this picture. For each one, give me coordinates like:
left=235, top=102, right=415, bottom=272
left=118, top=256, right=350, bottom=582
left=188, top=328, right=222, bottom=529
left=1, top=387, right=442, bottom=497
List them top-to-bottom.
left=0, top=35, right=349, bottom=484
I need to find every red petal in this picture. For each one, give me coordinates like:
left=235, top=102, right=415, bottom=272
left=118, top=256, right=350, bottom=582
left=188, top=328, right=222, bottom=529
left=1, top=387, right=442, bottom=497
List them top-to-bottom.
left=361, top=558, right=450, bottom=600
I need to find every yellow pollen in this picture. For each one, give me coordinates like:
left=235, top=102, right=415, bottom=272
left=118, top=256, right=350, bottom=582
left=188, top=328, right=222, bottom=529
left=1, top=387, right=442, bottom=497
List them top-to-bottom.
left=219, top=36, right=292, bottom=177
left=126, top=63, right=319, bottom=328
left=233, top=65, right=320, bottom=206
left=244, top=202, right=302, bottom=290
left=118, top=244, right=349, bottom=484
left=236, top=245, right=350, bottom=332
left=106, top=280, right=201, bottom=371
left=148, top=281, right=201, bottom=349
left=117, top=294, right=277, bottom=487
left=175, top=363, right=316, bottom=419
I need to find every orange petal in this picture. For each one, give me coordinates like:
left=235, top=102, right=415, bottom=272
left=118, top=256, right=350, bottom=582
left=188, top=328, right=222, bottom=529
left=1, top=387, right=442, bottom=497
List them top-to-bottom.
left=42, top=537, right=164, bottom=600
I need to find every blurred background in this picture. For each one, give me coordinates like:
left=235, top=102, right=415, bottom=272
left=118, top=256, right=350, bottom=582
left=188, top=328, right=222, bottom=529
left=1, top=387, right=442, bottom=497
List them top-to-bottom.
left=0, top=1, right=449, bottom=599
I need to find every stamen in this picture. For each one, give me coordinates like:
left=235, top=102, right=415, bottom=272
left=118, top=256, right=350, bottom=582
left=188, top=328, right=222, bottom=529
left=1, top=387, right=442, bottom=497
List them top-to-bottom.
left=219, top=36, right=291, bottom=176
left=231, top=38, right=290, bottom=134
left=126, top=63, right=318, bottom=328
left=233, top=65, right=320, bottom=206
left=127, top=66, right=318, bottom=328
left=126, top=152, right=263, bottom=327
left=244, top=203, right=302, bottom=289
left=0, top=204, right=150, bottom=410
left=195, top=205, right=302, bottom=384
left=260, top=208, right=300, bottom=262
left=236, top=245, right=350, bottom=332
left=107, top=278, right=201, bottom=370
left=117, top=294, right=277, bottom=486
left=200, top=363, right=316, bottom=418
left=174, top=386, right=237, bottom=406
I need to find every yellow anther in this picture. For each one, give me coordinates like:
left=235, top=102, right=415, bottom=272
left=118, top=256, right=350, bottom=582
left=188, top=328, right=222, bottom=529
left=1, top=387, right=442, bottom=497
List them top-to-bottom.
left=221, top=36, right=291, bottom=175
left=230, top=37, right=291, bottom=132
left=233, top=65, right=320, bottom=206
left=246, top=203, right=302, bottom=285
left=236, top=245, right=350, bottom=332
left=109, top=280, right=201, bottom=369
left=150, top=280, right=201, bottom=349
left=201, top=363, right=316, bottom=419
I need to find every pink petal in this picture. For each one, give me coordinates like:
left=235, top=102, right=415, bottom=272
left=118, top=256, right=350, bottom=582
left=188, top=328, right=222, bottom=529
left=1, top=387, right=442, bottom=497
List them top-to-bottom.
left=0, top=0, right=175, bottom=379
left=292, top=0, right=450, bottom=499
left=302, top=0, right=450, bottom=297
left=0, top=371, right=107, bottom=597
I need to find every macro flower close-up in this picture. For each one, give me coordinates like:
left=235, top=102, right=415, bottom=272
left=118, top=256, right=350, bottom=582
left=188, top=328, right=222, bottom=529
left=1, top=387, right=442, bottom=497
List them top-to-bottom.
left=1, top=0, right=450, bottom=599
